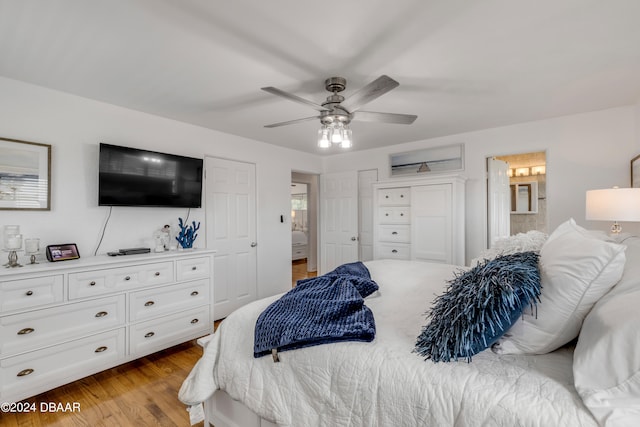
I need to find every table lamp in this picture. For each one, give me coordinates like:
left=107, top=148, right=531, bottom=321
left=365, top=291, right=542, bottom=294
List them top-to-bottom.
left=585, top=187, right=640, bottom=234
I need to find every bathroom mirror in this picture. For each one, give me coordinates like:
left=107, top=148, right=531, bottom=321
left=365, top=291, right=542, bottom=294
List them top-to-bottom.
left=0, top=137, right=51, bottom=210
left=511, top=182, right=538, bottom=213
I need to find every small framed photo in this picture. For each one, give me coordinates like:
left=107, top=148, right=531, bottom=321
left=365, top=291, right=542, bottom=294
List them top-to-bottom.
left=632, top=154, right=640, bottom=188
left=46, top=243, right=80, bottom=262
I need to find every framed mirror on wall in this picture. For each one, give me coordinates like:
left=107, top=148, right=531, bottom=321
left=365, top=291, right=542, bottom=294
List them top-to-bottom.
left=0, top=137, right=51, bottom=210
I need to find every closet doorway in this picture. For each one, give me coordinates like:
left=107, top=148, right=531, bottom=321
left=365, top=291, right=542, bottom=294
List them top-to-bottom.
left=291, top=172, right=318, bottom=286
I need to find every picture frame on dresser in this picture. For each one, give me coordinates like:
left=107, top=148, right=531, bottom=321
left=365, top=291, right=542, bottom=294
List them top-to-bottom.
left=0, top=137, right=51, bottom=211
left=631, top=153, right=640, bottom=188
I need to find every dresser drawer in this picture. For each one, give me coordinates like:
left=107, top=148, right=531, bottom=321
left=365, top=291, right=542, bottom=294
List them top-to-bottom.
left=378, top=187, right=410, bottom=206
left=379, top=207, right=410, bottom=224
left=378, top=225, right=411, bottom=243
left=377, top=243, right=411, bottom=260
left=292, top=244, right=307, bottom=260
left=176, top=256, right=211, bottom=282
left=68, top=261, right=174, bottom=299
left=0, top=275, right=64, bottom=313
left=130, top=279, right=210, bottom=321
left=0, top=294, right=125, bottom=357
left=131, top=306, right=211, bottom=356
left=0, top=328, right=125, bottom=402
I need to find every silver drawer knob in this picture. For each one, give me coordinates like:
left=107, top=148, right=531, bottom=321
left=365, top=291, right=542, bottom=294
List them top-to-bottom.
left=154, top=272, right=160, bottom=276
left=124, top=276, right=131, bottom=281
left=89, top=281, right=96, bottom=286
left=25, top=290, right=33, bottom=296
left=190, top=291, right=199, bottom=296
left=144, top=301, right=155, bottom=307
left=95, top=311, right=108, bottom=318
left=17, top=327, right=35, bottom=335
left=144, top=332, right=155, bottom=338
left=95, top=346, right=108, bottom=353
left=17, top=368, right=34, bottom=377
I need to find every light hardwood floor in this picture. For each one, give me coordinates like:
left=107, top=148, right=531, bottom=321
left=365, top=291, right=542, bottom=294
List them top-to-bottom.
left=291, top=258, right=316, bottom=287
left=1, top=262, right=314, bottom=427
left=0, top=341, right=205, bottom=427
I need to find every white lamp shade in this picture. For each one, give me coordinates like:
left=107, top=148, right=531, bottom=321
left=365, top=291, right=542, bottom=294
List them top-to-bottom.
left=585, top=188, right=640, bottom=222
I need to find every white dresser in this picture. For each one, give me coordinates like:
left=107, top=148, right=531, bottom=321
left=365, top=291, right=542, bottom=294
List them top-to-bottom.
left=373, top=175, right=466, bottom=265
left=0, top=249, right=215, bottom=403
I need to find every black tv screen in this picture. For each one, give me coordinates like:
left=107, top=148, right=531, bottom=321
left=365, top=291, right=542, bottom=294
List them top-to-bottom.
left=98, top=143, right=203, bottom=208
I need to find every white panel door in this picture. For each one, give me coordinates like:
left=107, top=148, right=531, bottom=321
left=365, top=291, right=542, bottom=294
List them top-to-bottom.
left=205, top=157, right=257, bottom=320
left=487, top=157, right=511, bottom=248
left=358, top=169, right=378, bottom=262
left=320, top=171, right=359, bottom=274
left=411, top=184, right=452, bottom=263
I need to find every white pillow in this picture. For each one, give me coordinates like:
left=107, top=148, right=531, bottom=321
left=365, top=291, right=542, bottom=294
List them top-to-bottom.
left=493, top=218, right=626, bottom=355
left=469, top=230, right=548, bottom=267
left=573, top=237, right=640, bottom=426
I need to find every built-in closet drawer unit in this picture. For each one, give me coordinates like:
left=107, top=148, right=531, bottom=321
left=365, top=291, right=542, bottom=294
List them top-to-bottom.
left=373, top=176, right=466, bottom=265
left=378, top=187, right=410, bottom=206
left=378, top=207, right=411, bottom=224
left=377, top=225, right=411, bottom=243
left=376, top=243, right=411, bottom=260
left=176, top=257, right=211, bottom=282
left=68, top=261, right=174, bottom=300
left=0, top=275, right=64, bottom=313
left=130, top=279, right=210, bottom=322
left=0, top=294, right=125, bottom=357
left=130, top=305, right=211, bottom=357
left=0, top=328, right=125, bottom=401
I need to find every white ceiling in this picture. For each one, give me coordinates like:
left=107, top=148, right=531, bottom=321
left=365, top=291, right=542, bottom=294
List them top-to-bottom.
left=1, top=0, right=640, bottom=155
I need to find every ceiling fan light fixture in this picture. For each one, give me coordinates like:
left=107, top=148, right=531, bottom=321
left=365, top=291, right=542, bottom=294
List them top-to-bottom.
left=264, top=75, right=415, bottom=151
left=330, top=124, right=343, bottom=144
left=317, top=126, right=331, bottom=148
left=340, top=127, right=352, bottom=148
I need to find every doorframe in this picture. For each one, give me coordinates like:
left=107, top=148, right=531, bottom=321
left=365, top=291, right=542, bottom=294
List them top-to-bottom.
left=291, top=171, right=319, bottom=273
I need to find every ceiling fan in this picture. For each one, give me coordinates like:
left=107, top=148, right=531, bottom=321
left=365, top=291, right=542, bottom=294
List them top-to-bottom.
left=261, top=75, right=417, bottom=148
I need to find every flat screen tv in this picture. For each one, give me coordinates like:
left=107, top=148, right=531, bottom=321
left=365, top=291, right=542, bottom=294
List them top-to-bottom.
left=98, top=143, right=203, bottom=208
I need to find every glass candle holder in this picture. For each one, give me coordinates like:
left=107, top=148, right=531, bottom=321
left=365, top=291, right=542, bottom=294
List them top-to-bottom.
left=3, top=225, right=20, bottom=249
left=3, top=233, right=23, bottom=268
left=25, top=238, right=40, bottom=264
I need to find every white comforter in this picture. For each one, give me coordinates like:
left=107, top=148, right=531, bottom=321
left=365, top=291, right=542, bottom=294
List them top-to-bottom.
left=179, top=259, right=598, bottom=427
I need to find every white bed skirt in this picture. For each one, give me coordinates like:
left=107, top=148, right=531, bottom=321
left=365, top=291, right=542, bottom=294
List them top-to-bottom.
left=206, top=389, right=277, bottom=427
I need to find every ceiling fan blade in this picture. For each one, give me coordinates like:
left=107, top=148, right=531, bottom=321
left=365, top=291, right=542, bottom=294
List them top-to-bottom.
left=341, top=75, right=400, bottom=112
left=261, top=86, right=330, bottom=112
left=353, top=111, right=417, bottom=124
left=264, top=115, right=321, bottom=128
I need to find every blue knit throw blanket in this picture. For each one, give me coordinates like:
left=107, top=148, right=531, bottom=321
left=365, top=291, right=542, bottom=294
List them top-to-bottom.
left=253, top=262, right=378, bottom=358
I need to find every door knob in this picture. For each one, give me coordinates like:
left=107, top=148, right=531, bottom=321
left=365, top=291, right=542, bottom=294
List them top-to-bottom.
left=351, top=237, right=357, bottom=241
left=251, top=242, right=257, bottom=247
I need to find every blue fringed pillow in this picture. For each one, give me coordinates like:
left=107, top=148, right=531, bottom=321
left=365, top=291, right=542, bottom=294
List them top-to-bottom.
left=415, top=251, right=541, bottom=362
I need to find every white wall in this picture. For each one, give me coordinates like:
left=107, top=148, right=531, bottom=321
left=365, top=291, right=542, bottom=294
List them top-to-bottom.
left=3, top=74, right=638, bottom=292
left=0, top=76, right=322, bottom=298
left=324, top=106, right=640, bottom=263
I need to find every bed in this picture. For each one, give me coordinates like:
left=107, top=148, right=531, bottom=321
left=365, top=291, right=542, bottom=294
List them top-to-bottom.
left=180, top=219, right=640, bottom=427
